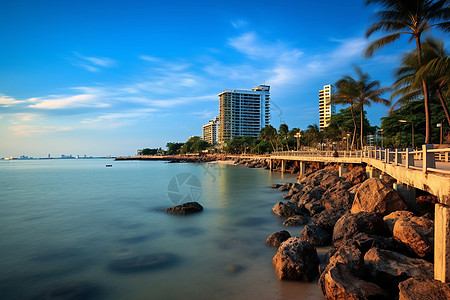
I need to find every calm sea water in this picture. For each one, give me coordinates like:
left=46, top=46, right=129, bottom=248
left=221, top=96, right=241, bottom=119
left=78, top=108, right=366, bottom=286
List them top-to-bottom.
left=0, top=159, right=323, bottom=300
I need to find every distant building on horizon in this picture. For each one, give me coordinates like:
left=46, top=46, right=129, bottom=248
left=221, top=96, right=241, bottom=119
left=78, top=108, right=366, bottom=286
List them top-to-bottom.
left=218, top=84, right=270, bottom=143
left=319, top=84, right=335, bottom=131
left=202, top=116, right=220, bottom=145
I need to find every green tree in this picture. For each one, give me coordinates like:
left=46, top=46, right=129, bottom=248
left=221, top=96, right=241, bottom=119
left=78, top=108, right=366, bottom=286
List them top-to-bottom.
left=365, top=0, right=450, bottom=144
left=334, top=66, right=389, bottom=149
left=334, top=77, right=359, bottom=149
left=278, top=123, right=290, bottom=151
left=303, top=124, right=321, bottom=149
left=259, top=125, right=278, bottom=151
left=180, top=136, right=210, bottom=154
left=166, top=142, right=184, bottom=155
left=141, top=148, right=158, bottom=155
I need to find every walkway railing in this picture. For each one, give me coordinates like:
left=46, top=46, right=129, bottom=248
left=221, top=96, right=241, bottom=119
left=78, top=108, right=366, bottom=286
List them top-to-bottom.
left=271, top=145, right=450, bottom=176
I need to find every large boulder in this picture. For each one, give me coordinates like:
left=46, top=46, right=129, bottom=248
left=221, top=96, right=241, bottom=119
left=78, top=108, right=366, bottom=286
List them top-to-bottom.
left=342, top=165, right=367, bottom=185
left=304, top=169, right=328, bottom=187
left=320, top=173, right=343, bottom=190
left=351, top=178, right=407, bottom=215
left=320, top=182, right=354, bottom=211
left=295, top=186, right=325, bottom=206
left=415, top=194, right=438, bottom=215
left=272, top=201, right=302, bottom=217
left=165, top=202, right=203, bottom=215
left=312, top=209, right=347, bottom=233
left=383, top=211, right=415, bottom=235
left=333, top=212, right=385, bottom=247
left=283, top=215, right=308, bottom=226
left=393, top=216, right=434, bottom=258
left=300, top=225, right=331, bottom=246
left=265, top=230, right=291, bottom=248
left=350, top=232, right=407, bottom=255
left=272, top=238, right=319, bottom=281
left=364, top=248, right=434, bottom=293
left=319, top=262, right=388, bottom=300
left=398, top=277, right=450, bottom=300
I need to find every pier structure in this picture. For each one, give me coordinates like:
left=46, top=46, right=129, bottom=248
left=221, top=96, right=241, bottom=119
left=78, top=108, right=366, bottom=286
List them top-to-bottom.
left=267, top=146, right=450, bottom=283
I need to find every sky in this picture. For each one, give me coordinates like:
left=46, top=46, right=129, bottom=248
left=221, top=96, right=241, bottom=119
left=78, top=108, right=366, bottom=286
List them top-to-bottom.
left=1, top=0, right=448, bottom=157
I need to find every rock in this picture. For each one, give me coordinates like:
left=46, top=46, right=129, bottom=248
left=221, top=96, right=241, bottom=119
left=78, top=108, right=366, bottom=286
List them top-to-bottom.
left=342, top=165, right=367, bottom=185
left=304, top=169, right=328, bottom=187
left=320, top=173, right=343, bottom=190
left=380, top=173, right=396, bottom=186
left=351, top=178, right=407, bottom=215
left=320, top=182, right=354, bottom=211
left=347, top=182, right=363, bottom=195
left=278, top=183, right=293, bottom=191
left=271, top=184, right=282, bottom=189
left=295, top=186, right=325, bottom=205
left=415, top=194, right=438, bottom=215
left=304, top=200, right=325, bottom=216
left=272, top=201, right=301, bottom=217
left=165, top=202, right=203, bottom=215
left=312, top=209, right=346, bottom=233
left=383, top=211, right=415, bottom=235
left=333, top=212, right=385, bottom=247
left=283, top=215, right=308, bottom=226
left=393, top=216, right=434, bottom=258
left=300, top=225, right=331, bottom=246
left=265, top=230, right=291, bottom=247
left=350, top=232, right=407, bottom=255
left=272, top=238, right=319, bottom=281
left=327, top=245, right=364, bottom=274
left=364, top=248, right=434, bottom=293
left=108, top=253, right=177, bottom=272
left=319, top=262, right=389, bottom=300
left=398, top=277, right=450, bottom=300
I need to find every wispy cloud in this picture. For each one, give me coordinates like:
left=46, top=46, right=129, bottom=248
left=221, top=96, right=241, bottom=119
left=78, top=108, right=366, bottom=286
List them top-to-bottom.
left=72, top=52, right=116, bottom=72
left=28, top=94, right=110, bottom=109
left=0, top=95, right=26, bottom=107
left=8, top=124, right=73, bottom=136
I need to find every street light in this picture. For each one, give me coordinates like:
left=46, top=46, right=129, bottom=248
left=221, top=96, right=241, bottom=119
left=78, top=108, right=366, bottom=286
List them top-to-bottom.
left=399, top=120, right=414, bottom=149
left=437, top=121, right=443, bottom=144
left=379, top=129, right=384, bottom=148
left=295, top=132, right=302, bottom=151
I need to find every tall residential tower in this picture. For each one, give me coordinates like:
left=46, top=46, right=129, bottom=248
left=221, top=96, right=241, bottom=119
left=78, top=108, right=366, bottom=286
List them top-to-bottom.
left=319, top=84, right=335, bottom=131
left=218, top=85, right=270, bottom=143
left=202, top=116, right=219, bottom=145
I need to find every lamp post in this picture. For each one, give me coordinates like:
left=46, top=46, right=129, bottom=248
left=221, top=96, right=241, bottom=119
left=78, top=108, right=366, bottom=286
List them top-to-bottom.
left=399, top=120, right=414, bottom=149
left=437, top=122, right=443, bottom=145
left=379, top=129, right=384, bottom=148
left=295, top=132, right=302, bottom=151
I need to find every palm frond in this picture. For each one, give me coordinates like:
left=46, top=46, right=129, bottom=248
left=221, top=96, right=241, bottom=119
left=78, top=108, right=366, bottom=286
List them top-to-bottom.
left=365, top=33, right=403, bottom=57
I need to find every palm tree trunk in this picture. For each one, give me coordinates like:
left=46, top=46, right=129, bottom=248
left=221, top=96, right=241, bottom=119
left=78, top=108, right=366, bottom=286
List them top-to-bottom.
left=416, top=36, right=431, bottom=145
left=436, top=88, right=450, bottom=127
left=360, top=103, right=364, bottom=150
left=350, top=105, right=357, bottom=150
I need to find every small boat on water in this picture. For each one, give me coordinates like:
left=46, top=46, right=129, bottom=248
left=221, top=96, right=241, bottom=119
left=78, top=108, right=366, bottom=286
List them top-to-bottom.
left=106, top=165, right=112, bottom=167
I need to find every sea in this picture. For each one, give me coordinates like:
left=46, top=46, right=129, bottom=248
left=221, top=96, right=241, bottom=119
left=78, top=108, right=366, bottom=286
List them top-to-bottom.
left=0, top=159, right=324, bottom=300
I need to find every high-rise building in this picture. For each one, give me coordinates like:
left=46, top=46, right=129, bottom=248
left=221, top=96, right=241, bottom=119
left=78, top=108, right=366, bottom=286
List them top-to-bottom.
left=218, top=84, right=270, bottom=143
left=319, top=84, right=335, bottom=131
left=202, top=116, right=220, bottom=145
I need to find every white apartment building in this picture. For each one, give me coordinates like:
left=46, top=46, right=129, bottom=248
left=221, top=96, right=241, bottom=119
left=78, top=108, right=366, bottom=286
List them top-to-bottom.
left=319, top=84, right=336, bottom=131
left=218, top=85, right=270, bottom=143
left=202, top=116, right=220, bottom=145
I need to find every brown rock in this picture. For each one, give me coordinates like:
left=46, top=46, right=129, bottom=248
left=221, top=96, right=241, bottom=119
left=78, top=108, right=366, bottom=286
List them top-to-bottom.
left=342, top=165, right=367, bottom=185
left=351, top=178, right=407, bottom=215
left=320, top=181, right=354, bottom=211
left=272, top=201, right=302, bottom=217
left=165, top=202, right=203, bottom=215
left=312, top=209, right=346, bottom=233
left=383, top=211, right=415, bottom=235
left=333, top=212, right=385, bottom=248
left=283, top=215, right=308, bottom=226
left=393, top=216, right=434, bottom=258
left=300, top=225, right=331, bottom=246
left=265, top=230, right=291, bottom=248
left=272, top=237, right=319, bottom=281
left=364, top=248, right=434, bottom=292
left=398, top=277, right=450, bottom=300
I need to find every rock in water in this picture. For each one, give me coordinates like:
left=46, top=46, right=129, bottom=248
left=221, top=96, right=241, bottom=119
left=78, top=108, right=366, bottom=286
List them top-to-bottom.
left=351, top=178, right=407, bottom=215
left=272, top=201, right=301, bottom=217
left=165, top=202, right=203, bottom=215
left=283, top=215, right=308, bottom=226
left=265, top=230, right=291, bottom=248
left=272, top=237, right=319, bottom=281
left=364, top=248, right=434, bottom=293
left=108, top=253, right=177, bottom=272
left=398, top=277, right=450, bottom=300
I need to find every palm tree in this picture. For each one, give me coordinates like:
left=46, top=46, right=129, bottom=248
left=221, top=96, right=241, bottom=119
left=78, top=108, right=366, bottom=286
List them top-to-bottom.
left=365, top=0, right=450, bottom=144
left=392, top=37, right=450, bottom=126
left=335, top=66, right=390, bottom=149
left=334, top=81, right=359, bottom=150
left=278, top=124, right=290, bottom=151
left=259, top=125, right=278, bottom=152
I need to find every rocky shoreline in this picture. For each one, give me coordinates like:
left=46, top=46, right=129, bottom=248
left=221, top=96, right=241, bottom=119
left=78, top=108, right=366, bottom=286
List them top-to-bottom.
left=259, top=161, right=449, bottom=299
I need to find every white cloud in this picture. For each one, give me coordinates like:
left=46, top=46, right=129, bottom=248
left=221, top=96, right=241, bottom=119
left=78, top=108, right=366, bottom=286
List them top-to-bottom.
left=72, top=52, right=116, bottom=72
left=28, top=94, right=109, bottom=109
left=0, top=95, right=25, bottom=107
left=9, top=124, right=73, bottom=136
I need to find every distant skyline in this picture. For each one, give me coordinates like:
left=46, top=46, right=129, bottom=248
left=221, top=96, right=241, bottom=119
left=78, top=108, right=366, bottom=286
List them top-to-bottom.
left=1, top=0, right=449, bottom=157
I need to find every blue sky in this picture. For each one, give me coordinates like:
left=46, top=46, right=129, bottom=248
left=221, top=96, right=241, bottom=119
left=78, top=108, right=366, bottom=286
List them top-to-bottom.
left=1, top=0, right=448, bottom=157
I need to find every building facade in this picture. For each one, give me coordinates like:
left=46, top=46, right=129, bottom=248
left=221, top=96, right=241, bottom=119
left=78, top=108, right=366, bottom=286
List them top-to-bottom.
left=319, top=84, right=336, bottom=131
left=218, top=85, right=270, bottom=143
left=202, top=116, right=220, bottom=145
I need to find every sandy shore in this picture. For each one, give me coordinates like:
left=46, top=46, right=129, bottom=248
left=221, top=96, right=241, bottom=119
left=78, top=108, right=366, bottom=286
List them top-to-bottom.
left=207, top=160, right=236, bottom=165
